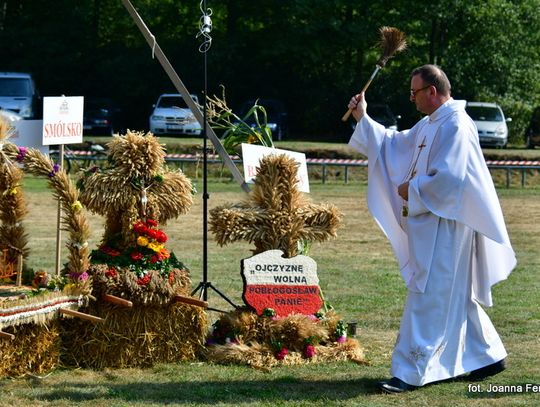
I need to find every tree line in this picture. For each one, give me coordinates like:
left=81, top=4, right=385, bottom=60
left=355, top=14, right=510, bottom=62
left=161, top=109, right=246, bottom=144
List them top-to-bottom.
left=0, top=0, right=538, bottom=142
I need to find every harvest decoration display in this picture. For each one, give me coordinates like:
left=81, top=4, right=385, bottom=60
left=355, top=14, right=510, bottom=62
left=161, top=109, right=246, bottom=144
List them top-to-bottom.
left=0, top=118, right=94, bottom=376
left=63, top=130, right=207, bottom=368
left=206, top=153, right=365, bottom=367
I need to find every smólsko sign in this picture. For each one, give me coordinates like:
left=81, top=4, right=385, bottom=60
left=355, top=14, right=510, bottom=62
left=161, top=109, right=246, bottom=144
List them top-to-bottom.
left=42, top=96, right=84, bottom=146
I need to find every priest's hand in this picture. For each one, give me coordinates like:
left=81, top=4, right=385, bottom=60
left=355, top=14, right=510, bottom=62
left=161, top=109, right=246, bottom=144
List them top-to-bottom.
left=348, top=92, right=367, bottom=122
left=398, top=182, right=409, bottom=201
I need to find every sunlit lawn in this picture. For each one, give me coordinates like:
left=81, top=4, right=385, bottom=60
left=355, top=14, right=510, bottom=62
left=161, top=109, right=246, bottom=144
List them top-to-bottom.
left=1, top=171, right=538, bottom=406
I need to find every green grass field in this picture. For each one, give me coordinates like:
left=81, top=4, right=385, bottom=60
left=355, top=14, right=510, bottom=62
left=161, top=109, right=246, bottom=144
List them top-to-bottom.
left=1, top=171, right=539, bottom=406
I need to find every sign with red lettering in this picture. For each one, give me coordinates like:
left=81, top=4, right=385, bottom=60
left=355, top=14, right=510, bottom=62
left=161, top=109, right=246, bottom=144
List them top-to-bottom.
left=42, top=96, right=84, bottom=145
left=241, top=144, right=309, bottom=193
left=241, top=250, right=322, bottom=317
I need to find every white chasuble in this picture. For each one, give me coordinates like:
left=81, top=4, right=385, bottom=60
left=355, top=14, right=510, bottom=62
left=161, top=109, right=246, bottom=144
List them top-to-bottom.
left=348, top=98, right=516, bottom=385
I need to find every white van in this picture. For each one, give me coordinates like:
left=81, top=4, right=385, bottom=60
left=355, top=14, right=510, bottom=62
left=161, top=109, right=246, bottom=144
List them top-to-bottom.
left=0, top=72, right=39, bottom=119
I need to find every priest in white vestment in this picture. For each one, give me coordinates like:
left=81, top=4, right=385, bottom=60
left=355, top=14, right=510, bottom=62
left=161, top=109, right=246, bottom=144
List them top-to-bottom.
left=347, top=65, right=516, bottom=393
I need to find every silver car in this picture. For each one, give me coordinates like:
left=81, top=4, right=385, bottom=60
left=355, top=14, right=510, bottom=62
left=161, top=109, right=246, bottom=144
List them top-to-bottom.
left=149, top=93, right=201, bottom=136
left=466, top=102, right=511, bottom=148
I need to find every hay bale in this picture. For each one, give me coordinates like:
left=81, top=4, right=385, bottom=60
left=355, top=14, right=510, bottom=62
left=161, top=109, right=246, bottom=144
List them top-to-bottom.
left=60, top=302, right=207, bottom=368
left=0, top=321, right=60, bottom=377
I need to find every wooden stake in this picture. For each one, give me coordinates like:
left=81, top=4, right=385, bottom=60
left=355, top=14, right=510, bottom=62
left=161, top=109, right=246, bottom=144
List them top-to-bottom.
left=16, top=254, right=23, bottom=286
left=103, top=294, right=133, bottom=308
left=173, top=295, right=208, bottom=309
left=59, top=308, right=104, bottom=323
left=0, top=331, right=15, bottom=340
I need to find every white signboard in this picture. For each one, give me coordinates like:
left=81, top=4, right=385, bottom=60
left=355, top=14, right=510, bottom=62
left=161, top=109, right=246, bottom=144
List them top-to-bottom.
left=42, top=96, right=84, bottom=146
left=10, top=120, right=49, bottom=155
left=241, top=143, right=310, bottom=193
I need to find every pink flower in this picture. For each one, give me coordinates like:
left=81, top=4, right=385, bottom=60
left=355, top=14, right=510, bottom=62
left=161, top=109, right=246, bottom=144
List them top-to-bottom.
left=78, top=272, right=89, bottom=281
left=337, top=335, right=347, bottom=344
left=304, top=344, right=316, bottom=358
left=275, top=347, right=288, bottom=360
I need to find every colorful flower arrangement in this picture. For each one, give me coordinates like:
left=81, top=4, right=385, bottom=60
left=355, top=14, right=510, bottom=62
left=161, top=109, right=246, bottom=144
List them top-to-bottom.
left=90, top=219, right=185, bottom=286
left=206, top=307, right=350, bottom=361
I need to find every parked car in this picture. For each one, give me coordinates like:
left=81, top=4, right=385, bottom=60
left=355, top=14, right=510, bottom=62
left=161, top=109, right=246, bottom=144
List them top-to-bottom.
left=0, top=72, right=40, bottom=119
left=149, top=93, right=201, bottom=136
left=83, top=97, right=123, bottom=136
left=238, top=98, right=288, bottom=141
left=465, top=102, right=511, bottom=148
left=350, top=103, right=401, bottom=131
left=525, top=106, right=540, bottom=149
left=0, top=108, right=23, bottom=123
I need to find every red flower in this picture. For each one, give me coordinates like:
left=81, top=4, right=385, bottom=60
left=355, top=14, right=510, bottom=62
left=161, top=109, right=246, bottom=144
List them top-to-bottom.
left=146, top=219, right=158, bottom=227
left=133, top=222, right=148, bottom=234
left=146, top=228, right=159, bottom=239
left=155, top=230, right=168, bottom=243
left=101, top=246, right=121, bottom=257
left=130, top=251, right=144, bottom=261
left=151, top=255, right=159, bottom=264
left=106, top=267, right=117, bottom=278
left=168, top=271, right=175, bottom=284
left=137, top=274, right=151, bottom=285
left=304, top=344, right=316, bottom=358
left=275, top=347, right=288, bottom=360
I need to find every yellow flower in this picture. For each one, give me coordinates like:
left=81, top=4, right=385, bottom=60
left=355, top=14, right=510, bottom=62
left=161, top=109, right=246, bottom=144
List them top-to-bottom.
left=9, top=187, right=18, bottom=195
left=71, top=200, right=83, bottom=211
left=137, top=236, right=149, bottom=247
left=147, top=242, right=164, bottom=253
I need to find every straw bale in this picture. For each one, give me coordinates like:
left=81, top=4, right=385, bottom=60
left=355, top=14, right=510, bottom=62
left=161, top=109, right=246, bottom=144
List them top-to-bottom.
left=60, top=301, right=207, bottom=368
left=0, top=321, right=61, bottom=377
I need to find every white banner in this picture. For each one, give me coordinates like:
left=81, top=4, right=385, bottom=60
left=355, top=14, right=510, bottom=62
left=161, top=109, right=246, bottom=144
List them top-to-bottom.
left=42, top=96, right=84, bottom=145
left=241, top=143, right=309, bottom=193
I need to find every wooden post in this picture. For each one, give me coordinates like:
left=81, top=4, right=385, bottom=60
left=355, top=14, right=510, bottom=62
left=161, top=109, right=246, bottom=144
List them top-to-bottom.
left=55, top=144, right=64, bottom=275
left=103, top=294, right=133, bottom=308
left=173, top=295, right=208, bottom=309
left=59, top=308, right=104, bottom=323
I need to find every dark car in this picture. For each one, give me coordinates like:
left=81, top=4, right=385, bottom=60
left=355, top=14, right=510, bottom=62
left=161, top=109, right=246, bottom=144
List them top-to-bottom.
left=83, top=97, right=123, bottom=136
left=238, top=99, right=288, bottom=141
left=350, top=103, right=401, bottom=131
left=525, top=106, right=540, bottom=149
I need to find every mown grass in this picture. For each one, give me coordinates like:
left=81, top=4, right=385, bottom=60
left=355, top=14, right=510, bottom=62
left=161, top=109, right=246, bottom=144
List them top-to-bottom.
left=1, top=174, right=539, bottom=406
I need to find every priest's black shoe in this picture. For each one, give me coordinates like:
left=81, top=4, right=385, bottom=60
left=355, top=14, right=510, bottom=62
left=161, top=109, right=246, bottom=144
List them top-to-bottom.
left=468, top=358, right=506, bottom=381
left=377, top=377, right=418, bottom=394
